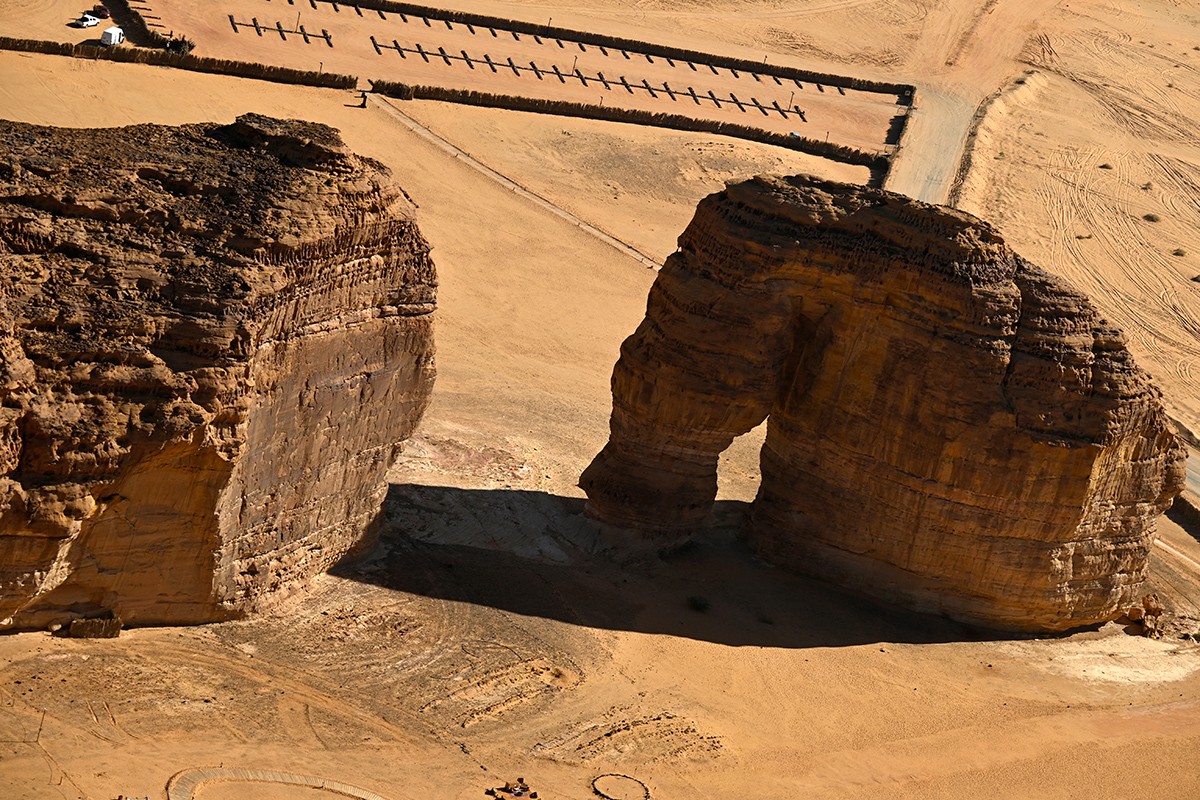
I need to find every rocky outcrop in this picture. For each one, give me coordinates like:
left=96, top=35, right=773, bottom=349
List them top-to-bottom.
left=0, top=115, right=436, bottom=631
left=581, top=174, right=1186, bottom=633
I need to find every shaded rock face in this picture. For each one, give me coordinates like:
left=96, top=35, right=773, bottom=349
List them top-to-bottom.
left=0, top=115, right=436, bottom=630
left=581, top=175, right=1186, bottom=633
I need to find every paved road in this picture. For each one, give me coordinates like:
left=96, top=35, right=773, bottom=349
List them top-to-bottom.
left=882, top=87, right=975, bottom=204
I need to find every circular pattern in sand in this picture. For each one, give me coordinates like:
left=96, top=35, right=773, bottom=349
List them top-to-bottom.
left=591, top=773, right=650, bottom=800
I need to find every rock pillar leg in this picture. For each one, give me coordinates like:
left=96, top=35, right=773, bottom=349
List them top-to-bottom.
left=580, top=253, right=794, bottom=535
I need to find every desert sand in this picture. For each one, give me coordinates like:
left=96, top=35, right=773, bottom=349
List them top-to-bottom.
left=1, top=0, right=1199, bottom=797
left=152, top=0, right=903, bottom=150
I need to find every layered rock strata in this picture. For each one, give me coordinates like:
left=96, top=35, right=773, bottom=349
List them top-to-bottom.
left=0, top=115, right=436, bottom=630
left=581, top=174, right=1186, bottom=632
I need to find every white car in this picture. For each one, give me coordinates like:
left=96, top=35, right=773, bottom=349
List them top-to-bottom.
left=77, top=14, right=100, bottom=27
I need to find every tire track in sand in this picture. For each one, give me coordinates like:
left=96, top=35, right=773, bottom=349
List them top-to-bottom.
left=369, top=95, right=661, bottom=270
left=167, top=767, right=393, bottom=800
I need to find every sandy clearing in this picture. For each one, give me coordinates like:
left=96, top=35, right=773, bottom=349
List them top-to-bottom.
left=0, top=0, right=115, bottom=45
left=371, top=95, right=662, bottom=269
left=393, top=97, right=869, bottom=262
left=1000, top=613, right=1200, bottom=686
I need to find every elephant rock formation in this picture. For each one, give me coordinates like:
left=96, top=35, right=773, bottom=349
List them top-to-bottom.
left=0, top=115, right=436, bottom=631
left=581, top=174, right=1185, bottom=632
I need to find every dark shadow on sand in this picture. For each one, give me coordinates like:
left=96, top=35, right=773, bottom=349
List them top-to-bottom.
left=330, top=483, right=1020, bottom=649
left=1166, top=495, right=1200, bottom=545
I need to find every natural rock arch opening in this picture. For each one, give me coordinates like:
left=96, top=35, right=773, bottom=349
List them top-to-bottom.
left=580, top=175, right=1185, bottom=633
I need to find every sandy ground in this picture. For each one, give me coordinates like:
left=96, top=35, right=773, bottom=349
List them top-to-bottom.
left=0, top=0, right=116, bottom=46
left=1, top=0, right=1200, bottom=796
left=15, top=0, right=904, bottom=152
left=950, top=0, right=1200, bottom=435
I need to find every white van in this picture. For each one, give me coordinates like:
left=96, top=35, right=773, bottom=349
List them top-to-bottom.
left=100, top=27, right=125, bottom=46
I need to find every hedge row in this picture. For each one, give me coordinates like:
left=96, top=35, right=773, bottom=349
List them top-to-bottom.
left=106, top=0, right=177, bottom=50
left=345, top=0, right=913, bottom=98
left=0, top=36, right=356, bottom=89
left=371, top=79, right=890, bottom=170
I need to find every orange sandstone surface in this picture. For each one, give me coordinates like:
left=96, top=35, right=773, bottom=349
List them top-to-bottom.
left=583, top=175, right=1186, bottom=632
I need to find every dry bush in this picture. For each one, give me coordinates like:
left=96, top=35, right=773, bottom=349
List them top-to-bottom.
left=106, top=0, right=174, bottom=50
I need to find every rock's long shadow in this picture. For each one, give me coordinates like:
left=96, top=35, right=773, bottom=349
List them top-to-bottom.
left=330, top=483, right=1012, bottom=649
left=1166, top=501, right=1200, bottom=545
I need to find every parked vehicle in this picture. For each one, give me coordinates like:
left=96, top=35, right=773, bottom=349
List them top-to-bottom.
left=92, top=7, right=111, bottom=19
left=77, top=14, right=100, bottom=27
left=100, top=26, right=124, bottom=46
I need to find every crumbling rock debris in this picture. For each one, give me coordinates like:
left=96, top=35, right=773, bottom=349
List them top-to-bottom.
left=0, top=115, right=436, bottom=630
left=581, top=174, right=1186, bottom=633
left=1122, top=593, right=1168, bottom=637
left=67, top=615, right=123, bottom=639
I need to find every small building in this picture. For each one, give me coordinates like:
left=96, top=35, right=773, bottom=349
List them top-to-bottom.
left=100, top=26, right=124, bottom=46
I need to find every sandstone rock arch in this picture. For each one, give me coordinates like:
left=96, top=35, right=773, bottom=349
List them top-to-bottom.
left=580, top=175, right=1186, bottom=632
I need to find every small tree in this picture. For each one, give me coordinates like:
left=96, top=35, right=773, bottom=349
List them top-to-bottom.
left=166, top=36, right=195, bottom=55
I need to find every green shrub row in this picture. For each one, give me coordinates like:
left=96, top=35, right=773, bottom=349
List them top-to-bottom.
left=105, top=0, right=178, bottom=50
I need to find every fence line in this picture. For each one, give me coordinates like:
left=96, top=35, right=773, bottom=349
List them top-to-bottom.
left=310, top=0, right=914, bottom=97
left=0, top=36, right=355, bottom=88
left=370, top=80, right=889, bottom=170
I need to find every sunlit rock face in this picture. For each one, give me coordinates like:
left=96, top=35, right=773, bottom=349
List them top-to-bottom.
left=0, top=115, right=436, bottom=630
left=581, top=174, right=1185, bottom=633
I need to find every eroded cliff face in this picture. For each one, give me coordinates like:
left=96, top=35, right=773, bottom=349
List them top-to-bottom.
left=0, top=115, right=436, bottom=630
left=581, top=174, right=1186, bottom=632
